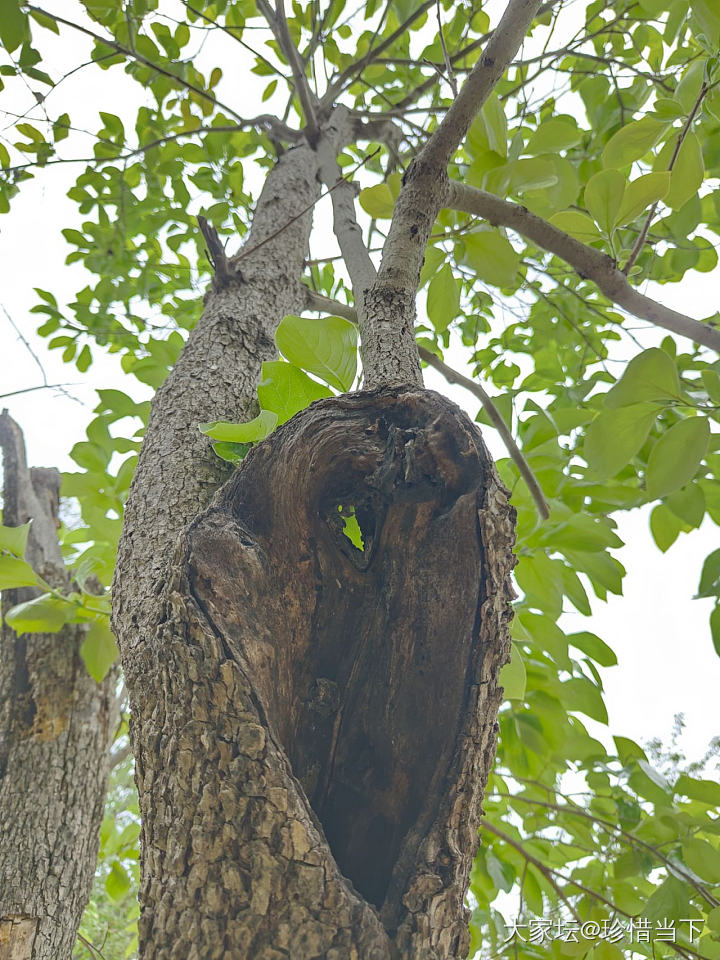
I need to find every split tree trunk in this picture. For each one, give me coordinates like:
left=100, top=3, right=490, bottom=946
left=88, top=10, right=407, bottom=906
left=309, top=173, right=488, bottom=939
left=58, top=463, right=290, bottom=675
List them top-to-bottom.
left=113, top=122, right=516, bottom=958
left=0, top=413, right=118, bottom=960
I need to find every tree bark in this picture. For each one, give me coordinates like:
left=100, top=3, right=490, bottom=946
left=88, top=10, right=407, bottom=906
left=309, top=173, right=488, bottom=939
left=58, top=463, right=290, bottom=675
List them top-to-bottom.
left=0, top=413, right=118, bottom=960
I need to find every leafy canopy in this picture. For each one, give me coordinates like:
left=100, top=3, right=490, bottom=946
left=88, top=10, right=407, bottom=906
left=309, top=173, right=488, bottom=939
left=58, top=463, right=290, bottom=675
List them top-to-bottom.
left=1, top=0, right=720, bottom=958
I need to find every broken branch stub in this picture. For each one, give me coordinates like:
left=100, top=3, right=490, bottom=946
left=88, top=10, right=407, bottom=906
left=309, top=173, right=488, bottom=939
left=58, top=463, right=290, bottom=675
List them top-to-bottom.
left=184, top=387, right=516, bottom=950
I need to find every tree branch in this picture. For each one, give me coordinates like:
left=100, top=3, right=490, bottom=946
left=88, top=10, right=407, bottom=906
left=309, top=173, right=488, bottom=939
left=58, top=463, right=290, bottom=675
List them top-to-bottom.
left=256, top=0, right=320, bottom=142
left=320, top=0, right=436, bottom=109
left=362, top=0, right=547, bottom=387
left=421, top=0, right=549, bottom=169
left=316, top=109, right=378, bottom=297
left=445, top=180, right=720, bottom=352
left=417, top=349, right=550, bottom=519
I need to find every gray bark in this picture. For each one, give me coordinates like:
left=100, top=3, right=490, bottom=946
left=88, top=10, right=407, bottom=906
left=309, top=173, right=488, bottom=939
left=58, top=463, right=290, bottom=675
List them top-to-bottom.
left=0, top=413, right=118, bottom=960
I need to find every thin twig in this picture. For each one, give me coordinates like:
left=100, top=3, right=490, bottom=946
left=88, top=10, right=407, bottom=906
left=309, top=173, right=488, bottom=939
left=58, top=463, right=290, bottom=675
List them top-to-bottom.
left=435, top=0, right=458, bottom=97
left=27, top=5, right=248, bottom=125
left=623, top=81, right=710, bottom=274
left=418, top=348, right=550, bottom=520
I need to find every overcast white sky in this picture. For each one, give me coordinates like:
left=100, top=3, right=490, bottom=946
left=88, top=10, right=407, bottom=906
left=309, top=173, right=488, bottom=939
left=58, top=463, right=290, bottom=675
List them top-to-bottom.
left=1, top=0, right=718, bottom=767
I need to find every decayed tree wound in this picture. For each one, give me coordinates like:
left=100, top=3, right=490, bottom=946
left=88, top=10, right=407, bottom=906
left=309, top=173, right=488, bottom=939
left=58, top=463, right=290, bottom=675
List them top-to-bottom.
left=143, top=386, right=516, bottom=955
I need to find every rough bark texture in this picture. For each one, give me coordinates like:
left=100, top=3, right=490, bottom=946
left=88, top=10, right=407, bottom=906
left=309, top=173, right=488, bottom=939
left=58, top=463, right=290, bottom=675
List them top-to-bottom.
left=113, top=142, right=322, bottom=654
left=126, top=388, right=515, bottom=958
left=0, top=413, right=118, bottom=960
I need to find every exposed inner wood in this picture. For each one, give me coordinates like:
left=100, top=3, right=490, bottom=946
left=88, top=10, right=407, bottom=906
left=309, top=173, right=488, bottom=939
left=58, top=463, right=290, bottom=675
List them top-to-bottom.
left=187, top=386, right=515, bottom=930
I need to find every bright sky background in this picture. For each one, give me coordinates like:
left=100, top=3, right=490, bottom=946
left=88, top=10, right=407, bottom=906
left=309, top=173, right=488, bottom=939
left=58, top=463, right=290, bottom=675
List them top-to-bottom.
left=1, top=0, right=718, bottom=769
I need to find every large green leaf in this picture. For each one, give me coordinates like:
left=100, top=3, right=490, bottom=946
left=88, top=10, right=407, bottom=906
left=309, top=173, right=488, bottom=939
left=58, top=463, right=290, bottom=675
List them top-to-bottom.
left=0, top=0, right=29, bottom=52
left=524, top=118, right=582, bottom=155
left=602, top=118, right=668, bottom=168
left=655, top=133, right=705, bottom=210
left=584, top=170, right=626, bottom=234
left=616, top=172, right=671, bottom=225
left=464, top=230, right=520, bottom=288
left=427, top=263, right=460, bottom=331
left=275, top=314, right=358, bottom=392
left=605, top=347, right=681, bottom=408
left=257, top=361, right=332, bottom=424
left=584, top=403, right=659, bottom=477
left=199, top=410, right=278, bottom=443
left=645, top=417, right=710, bottom=499
left=0, top=521, right=31, bottom=558
left=0, top=555, right=39, bottom=590
left=5, top=593, right=71, bottom=634
left=80, top=619, right=119, bottom=683
left=499, top=643, right=526, bottom=700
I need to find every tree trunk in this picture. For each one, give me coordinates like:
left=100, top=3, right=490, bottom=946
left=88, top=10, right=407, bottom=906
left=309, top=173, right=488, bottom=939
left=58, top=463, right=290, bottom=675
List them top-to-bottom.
left=114, top=121, right=516, bottom=959
left=0, top=414, right=118, bottom=960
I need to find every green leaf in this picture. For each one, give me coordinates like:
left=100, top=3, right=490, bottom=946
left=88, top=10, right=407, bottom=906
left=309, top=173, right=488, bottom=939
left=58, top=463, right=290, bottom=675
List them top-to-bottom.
left=0, top=0, right=29, bottom=52
left=691, top=0, right=720, bottom=46
left=524, top=118, right=582, bottom=154
left=602, top=118, right=668, bottom=169
left=656, top=133, right=705, bottom=210
left=509, top=157, right=558, bottom=192
left=584, top=170, right=626, bottom=234
left=616, top=172, right=671, bottom=225
left=358, top=183, right=395, bottom=219
left=548, top=211, right=602, bottom=243
left=464, top=230, right=520, bottom=288
left=427, top=263, right=460, bottom=331
left=275, top=314, right=358, bottom=392
left=606, top=347, right=681, bottom=408
left=257, top=360, right=332, bottom=425
left=584, top=403, right=659, bottom=477
left=199, top=410, right=278, bottom=443
left=646, top=417, right=710, bottom=499
left=211, top=442, right=249, bottom=463
left=666, top=482, right=705, bottom=528
left=650, top=503, right=683, bottom=552
left=0, top=521, right=31, bottom=557
left=697, top=548, right=720, bottom=598
left=0, top=555, right=39, bottom=590
left=5, top=593, right=71, bottom=634
left=711, top=605, right=720, bottom=658
left=80, top=619, right=118, bottom=682
left=568, top=631, right=617, bottom=667
left=499, top=643, right=526, bottom=700
left=563, top=676, right=608, bottom=724
left=674, top=774, right=720, bottom=805
left=683, top=838, right=720, bottom=883
left=105, top=860, right=131, bottom=901
left=643, top=876, right=691, bottom=923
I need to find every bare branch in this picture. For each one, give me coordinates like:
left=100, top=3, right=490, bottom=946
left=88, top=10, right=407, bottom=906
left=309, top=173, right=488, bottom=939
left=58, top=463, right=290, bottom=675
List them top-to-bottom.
left=256, top=0, right=320, bottom=141
left=362, top=0, right=547, bottom=387
left=422, top=0, right=548, bottom=169
left=435, top=0, right=458, bottom=97
left=316, top=109, right=378, bottom=296
left=445, top=180, right=720, bottom=352
left=418, top=349, right=550, bottom=520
